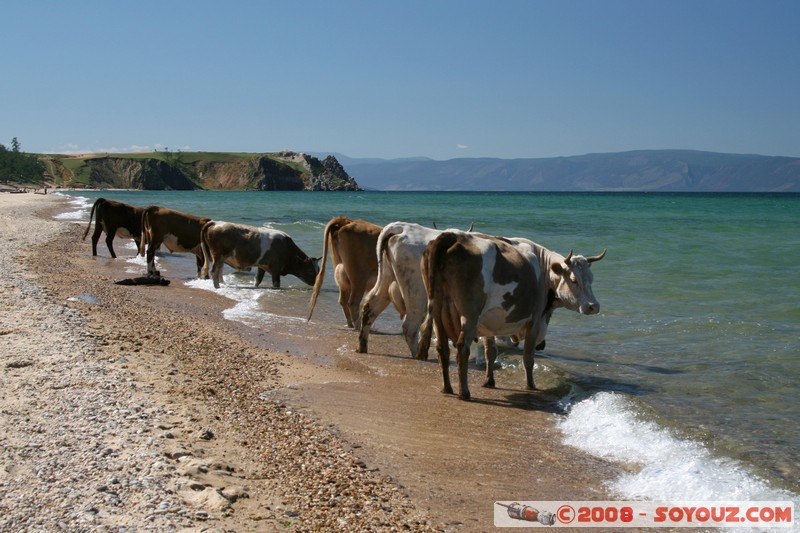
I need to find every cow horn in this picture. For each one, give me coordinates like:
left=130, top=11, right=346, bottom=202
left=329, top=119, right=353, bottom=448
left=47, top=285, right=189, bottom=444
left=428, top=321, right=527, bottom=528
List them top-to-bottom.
left=432, top=221, right=438, bottom=229
left=467, top=222, right=474, bottom=232
left=587, top=249, right=607, bottom=263
left=564, top=250, right=573, bottom=264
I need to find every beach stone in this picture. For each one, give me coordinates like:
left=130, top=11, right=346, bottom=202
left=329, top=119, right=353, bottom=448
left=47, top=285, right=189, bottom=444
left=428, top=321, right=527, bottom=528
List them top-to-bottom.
left=0, top=194, right=439, bottom=532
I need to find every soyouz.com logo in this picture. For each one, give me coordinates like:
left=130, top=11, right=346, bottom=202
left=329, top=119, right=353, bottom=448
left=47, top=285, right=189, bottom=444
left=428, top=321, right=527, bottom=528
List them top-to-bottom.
left=494, top=501, right=795, bottom=528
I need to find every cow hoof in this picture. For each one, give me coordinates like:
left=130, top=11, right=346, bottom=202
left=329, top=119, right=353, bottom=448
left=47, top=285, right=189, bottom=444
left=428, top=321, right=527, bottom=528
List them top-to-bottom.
left=415, top=353, right=429, bottom=361
left=482, top=380, right=496, bottom=388
left=458, top=393, right=471, bottom=401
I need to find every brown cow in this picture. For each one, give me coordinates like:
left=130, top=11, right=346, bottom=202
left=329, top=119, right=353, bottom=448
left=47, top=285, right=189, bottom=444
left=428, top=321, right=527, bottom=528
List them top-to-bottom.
left=82, top=198, right=144, bottom=258
left=139, top=206, right=210, bottom=276
left=307, top=216, right=397, bottom=327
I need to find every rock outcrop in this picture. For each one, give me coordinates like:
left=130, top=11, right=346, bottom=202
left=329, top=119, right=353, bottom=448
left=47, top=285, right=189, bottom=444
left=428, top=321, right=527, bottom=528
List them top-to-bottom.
left=47, top=152, right=362, bottom=191
left=88, top=157, right=195, bottom=190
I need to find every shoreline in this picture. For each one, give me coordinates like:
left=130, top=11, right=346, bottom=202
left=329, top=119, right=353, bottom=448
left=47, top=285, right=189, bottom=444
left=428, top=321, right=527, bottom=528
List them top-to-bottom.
left=1, top=192, right=623, bottom=531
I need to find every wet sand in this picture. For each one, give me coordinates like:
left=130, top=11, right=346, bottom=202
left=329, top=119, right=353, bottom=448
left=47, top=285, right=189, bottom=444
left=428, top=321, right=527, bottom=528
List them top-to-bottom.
left=2, top=192, right=625, bottom=531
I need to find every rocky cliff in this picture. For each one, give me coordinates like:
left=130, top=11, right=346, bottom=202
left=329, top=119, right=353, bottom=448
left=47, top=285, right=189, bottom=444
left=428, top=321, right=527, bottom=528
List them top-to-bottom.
left=46, top=151, right=362, bottom=191
left=86, top=157, right=196, bottom=190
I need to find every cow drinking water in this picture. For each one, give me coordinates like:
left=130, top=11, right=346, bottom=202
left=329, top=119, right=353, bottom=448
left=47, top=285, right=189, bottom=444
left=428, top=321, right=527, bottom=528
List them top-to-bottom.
left=201, top=221, right=320, bottom=289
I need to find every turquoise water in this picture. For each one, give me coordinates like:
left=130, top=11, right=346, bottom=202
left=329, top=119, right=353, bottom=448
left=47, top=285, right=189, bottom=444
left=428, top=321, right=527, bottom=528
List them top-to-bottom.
left=59, top=190, right=800, bottom=503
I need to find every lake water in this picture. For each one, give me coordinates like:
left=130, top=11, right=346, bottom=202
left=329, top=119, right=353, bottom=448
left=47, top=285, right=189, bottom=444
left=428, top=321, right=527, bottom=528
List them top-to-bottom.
left=57, top=190, right=799, bottom=509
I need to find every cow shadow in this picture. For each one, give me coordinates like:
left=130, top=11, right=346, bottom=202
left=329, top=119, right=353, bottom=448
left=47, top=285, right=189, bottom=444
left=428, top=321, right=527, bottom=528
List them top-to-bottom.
left=467, top=387, right=571, bottom=414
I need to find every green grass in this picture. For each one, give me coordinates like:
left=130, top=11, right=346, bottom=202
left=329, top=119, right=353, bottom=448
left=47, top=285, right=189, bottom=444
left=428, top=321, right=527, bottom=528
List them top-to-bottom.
left=41, top=151, right=317, bottom=188
left=58, top=158, right=93, bottom=185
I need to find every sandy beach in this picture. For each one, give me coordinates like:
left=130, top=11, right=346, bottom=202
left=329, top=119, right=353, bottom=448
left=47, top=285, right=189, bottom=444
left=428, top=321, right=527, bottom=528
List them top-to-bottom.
left=0, top=192, right=624, bottom=531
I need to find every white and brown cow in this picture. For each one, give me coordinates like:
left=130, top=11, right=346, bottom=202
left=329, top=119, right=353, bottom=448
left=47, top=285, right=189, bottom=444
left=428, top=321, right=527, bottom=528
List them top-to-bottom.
left=82, top=198, right=144, bottom=258
left=139, top=206, right=210, bottom=276
left=307, top=216, right=391, bottom=327
left=201, top=221, right=320, bottom=289
left=357, top=221, right=460, bottom=356
left=417, top=231, right=605, bottom=400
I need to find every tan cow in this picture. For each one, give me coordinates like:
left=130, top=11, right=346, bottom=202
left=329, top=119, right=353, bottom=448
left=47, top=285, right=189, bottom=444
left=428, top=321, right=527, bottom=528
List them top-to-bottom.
left=82, top=198, right=144, bottom=258
left=139, top=206, right=210, bottom=276
left=307, top=217, right=401, bottom=327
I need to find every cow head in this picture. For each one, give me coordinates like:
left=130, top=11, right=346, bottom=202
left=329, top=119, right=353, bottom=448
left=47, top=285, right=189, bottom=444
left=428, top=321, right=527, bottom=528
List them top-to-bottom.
left=550, top=249, right=605, bottom=315
left=296, top=256, right=322, bottom=286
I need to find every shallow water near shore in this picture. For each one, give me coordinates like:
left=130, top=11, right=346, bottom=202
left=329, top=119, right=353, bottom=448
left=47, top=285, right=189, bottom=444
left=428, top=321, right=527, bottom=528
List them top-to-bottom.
left=60, top=190, right=800, bottom=506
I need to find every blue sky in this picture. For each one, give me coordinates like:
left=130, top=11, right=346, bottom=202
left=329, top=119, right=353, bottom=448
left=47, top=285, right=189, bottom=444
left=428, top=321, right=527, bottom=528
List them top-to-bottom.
left=3, top=1, right=798, bottom=160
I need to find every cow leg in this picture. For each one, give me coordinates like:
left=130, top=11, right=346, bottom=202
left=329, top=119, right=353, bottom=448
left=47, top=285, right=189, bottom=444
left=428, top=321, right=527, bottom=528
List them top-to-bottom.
left=90, top=224, right=104, bottom=257
left=104, top=229, right=118, bottom=258
left=145, top=242, right=159, bottom=275
left=194, top=254, right=204, bottom=278
left=211, top=256, right=225, bottom=289
left=334, top=265, right=355, bottom=328
left=255, top=268, right=266, bottom=287
left=271, top=272, right=280, bottom=288
left=348, top=277, right=372, bottom=332
left=389, top=281, right=405, bottom=319
left=357, top=289, right=392, bottom=354
left=403, top=299, right=429, bottom=359
left=434, top=323, right=454, bottom=395
left=522, top=324, right=536, bottom=390
left=455, top=327, right=475, bottom=401
left=482, top=336, right=498, bottom=388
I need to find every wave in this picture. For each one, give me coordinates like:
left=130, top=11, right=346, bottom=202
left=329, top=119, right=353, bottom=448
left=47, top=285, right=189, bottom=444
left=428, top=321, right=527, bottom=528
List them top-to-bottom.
left=52, top=193, right=92, bottom=221
left=185, top=276, right=308, bottom=328
left=557, top=392, right=795, bottom=505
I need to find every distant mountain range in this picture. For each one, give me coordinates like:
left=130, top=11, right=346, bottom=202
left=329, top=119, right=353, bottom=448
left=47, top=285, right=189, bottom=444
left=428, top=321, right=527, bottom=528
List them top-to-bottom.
left=323, top=150, right=800, bottom=192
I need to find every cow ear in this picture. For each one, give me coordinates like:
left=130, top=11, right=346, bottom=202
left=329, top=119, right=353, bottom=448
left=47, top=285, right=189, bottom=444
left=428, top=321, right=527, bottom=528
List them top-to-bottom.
left=551, top=262, right=566, bottom=275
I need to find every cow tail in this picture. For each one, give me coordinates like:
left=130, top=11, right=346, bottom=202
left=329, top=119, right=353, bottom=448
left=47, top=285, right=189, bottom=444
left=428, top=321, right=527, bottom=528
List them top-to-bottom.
left=82, top=198, right=102, bottom=240
left=139, top=208, right=151, bottom=256
left=308, top=218, right=344, bottom=321
left=200, top=221, right=214, bottom=280
left=375, top=222, right=403, bottom=278
left=417, top=232, right=458, bottom=359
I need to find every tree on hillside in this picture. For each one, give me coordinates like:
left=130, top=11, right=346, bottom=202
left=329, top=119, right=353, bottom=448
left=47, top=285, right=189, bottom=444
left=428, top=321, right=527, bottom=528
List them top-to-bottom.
left=0, top=138, right=45, bottom=183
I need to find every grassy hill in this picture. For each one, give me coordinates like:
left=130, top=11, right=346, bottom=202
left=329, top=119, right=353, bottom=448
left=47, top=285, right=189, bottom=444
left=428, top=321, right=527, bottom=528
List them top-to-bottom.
left=39, top=151, right=360, bottom=191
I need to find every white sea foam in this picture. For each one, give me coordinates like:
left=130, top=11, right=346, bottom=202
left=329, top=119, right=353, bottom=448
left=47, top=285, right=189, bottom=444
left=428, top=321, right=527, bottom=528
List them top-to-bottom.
left=53, top=194, right=92, bottom=221
left=125, top=250, right=154, bottom=274
left=185, top=276, right=305, bottom=328
left=557, top=392, right=795, bottom=505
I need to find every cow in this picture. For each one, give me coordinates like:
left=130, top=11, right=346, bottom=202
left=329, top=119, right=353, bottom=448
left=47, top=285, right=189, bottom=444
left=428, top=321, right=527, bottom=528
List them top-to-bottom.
left=82, top=198, right=144, bottom=258
left=139, top=206, right=211, bottom=276
left=307, top=216, right=392, bottom=328
left=200, top=221, right=320, bottom=289
left=357, top=221, right=462, bottom=356
left=417, top=231, right=605, bottom=400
